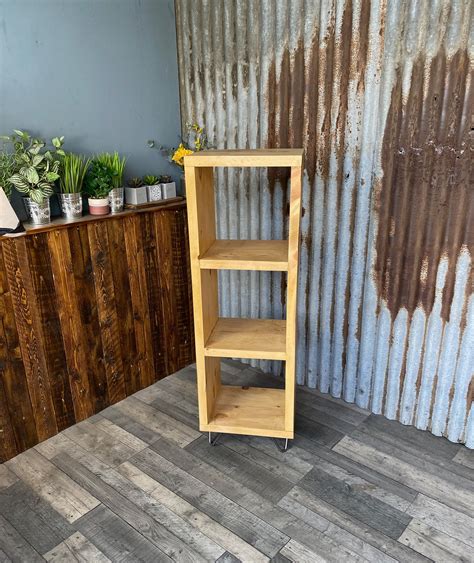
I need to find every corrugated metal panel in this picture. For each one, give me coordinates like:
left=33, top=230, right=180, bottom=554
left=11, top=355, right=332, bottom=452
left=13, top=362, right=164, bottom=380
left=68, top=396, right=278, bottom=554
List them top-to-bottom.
left=175, top=0, right=473, bottom=446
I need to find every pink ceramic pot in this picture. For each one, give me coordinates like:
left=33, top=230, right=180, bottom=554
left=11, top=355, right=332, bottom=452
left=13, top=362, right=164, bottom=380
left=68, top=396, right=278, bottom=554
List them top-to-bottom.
left=88, top=197, right=109, bottom=216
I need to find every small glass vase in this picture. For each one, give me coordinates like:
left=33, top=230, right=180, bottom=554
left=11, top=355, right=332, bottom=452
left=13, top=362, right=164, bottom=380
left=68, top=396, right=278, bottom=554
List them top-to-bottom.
left=109, top=187, right=124, bottom=214
left=59, top=192, right=82, bottom=219
left=23, top=197, right=51, bottom=225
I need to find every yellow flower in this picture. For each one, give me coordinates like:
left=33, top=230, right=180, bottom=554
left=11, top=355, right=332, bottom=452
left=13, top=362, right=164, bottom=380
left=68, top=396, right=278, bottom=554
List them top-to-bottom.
left=172, top=143, right=194, bottom=167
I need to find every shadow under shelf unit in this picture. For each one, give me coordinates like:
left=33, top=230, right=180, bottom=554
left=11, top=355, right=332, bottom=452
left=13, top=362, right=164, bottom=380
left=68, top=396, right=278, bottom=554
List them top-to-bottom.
left=185, top=149, right=303, bottom=441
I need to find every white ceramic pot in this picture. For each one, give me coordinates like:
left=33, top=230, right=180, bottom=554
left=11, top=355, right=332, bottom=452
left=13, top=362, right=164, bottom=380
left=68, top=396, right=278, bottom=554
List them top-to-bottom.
left=161, top=181, right=177, bottom=199
left=125, top=186, right=147, bottom=205
left=23, top=197, right=51, bottom=225
left=88, top=197, right=109, bottom=216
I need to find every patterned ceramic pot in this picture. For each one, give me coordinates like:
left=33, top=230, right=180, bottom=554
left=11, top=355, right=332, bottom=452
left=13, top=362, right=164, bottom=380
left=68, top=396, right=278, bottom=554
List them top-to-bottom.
left=146, top=184, right=162, bottom=202
left=109, top=187, right=124, bottom=213
left=59, top=193, right=82, bottom=219
left=23, top=197, right=51, bottom=225
left=88, top=197, right=109, bottom=216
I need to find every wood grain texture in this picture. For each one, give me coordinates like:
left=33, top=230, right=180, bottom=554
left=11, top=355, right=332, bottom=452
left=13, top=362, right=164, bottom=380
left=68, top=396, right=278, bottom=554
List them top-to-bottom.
left=0, top=203, right=194, bottom=461
left=88, top=221, right=126, bottom=405
left=48, top=228, right=95, bottom=422
left=27, top=234, right=75, bottom=431
left=2, top=238, right=57, bottom=441
left=0, top=246, right=37, bottom=454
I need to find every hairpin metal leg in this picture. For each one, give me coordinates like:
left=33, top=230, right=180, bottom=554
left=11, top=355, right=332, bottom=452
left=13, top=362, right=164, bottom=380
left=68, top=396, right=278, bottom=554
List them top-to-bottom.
left=208, top=432, right=221, bottom=446
left=274, top=438, right=289, bottom=452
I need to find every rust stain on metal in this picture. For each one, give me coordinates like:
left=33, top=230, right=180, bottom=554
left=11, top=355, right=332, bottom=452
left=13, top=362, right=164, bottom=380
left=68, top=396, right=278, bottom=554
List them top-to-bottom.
left=375, top=49, right=473, bottom=322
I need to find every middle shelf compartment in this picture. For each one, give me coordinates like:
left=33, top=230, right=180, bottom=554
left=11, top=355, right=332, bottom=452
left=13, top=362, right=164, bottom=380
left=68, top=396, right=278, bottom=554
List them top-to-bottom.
left=199, top=240, right=289, bottom=271
left=204, top=317, right=287, bottom=360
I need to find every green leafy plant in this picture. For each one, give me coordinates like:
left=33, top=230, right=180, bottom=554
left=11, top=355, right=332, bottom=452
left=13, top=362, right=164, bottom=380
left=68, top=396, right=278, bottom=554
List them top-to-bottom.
left=1, top=130, right=64, bottom=204
left=0, top=152, right=15, bottom=199
left=97, top=152, right=126, bottom=188
left=60, top=153, right=90, bottom=194
left=84, top=159, right=115, bottom=199
left=159, top=174, right=172, bottom=184
left=143, top=175, right=159, bottom=185
left=129, top=177, right=144, bottom=188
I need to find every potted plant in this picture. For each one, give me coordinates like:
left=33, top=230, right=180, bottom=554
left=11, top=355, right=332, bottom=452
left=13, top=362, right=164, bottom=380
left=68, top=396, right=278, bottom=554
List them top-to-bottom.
left=166, top=123, right=209, bottom=193
left=3, top=130, right=64, bottom=225
left=0, top=151, right=14, bottom=200
left=0, top=151, right=21, bottom=233
left=98, top=152, right=126, bottom=213
left=59, top=153, right=90, bottom=219
left=84, top=159, right=115, bottom=215
left=143, top=174, right=161, bottom=202
left=159, top=174, right=176, bottom=200
left=125, top=177, right=147, bottom=205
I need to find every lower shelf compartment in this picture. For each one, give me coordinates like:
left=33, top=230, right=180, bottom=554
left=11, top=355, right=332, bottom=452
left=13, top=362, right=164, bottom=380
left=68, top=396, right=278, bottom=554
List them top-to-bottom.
left=204, top=317, right=287, bottom=360
left=202, top=385, right=292, bottom=439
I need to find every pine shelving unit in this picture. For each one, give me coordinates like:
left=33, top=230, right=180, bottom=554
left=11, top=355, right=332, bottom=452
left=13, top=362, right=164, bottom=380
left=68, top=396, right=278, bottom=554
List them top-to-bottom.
left=185, top=149, right=303, bottom=445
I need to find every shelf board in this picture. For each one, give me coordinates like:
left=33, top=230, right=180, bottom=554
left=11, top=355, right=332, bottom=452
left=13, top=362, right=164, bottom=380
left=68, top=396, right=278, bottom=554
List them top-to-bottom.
left=184, top=149, right=304, bottom=168
left=199, top=240, right=288, bottom=271
left=204, top=318, right=286, bottom=360
left=203, top=385, right=290, bottom=439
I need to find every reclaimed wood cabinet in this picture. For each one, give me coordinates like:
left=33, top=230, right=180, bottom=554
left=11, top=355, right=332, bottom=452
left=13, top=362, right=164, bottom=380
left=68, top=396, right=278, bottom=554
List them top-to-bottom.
left=0, top=201, right=194, bottom=461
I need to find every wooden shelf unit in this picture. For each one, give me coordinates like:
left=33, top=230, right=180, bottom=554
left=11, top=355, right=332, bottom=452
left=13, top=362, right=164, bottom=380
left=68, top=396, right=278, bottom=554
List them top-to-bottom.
left=185, top=148, right=303, bottom=440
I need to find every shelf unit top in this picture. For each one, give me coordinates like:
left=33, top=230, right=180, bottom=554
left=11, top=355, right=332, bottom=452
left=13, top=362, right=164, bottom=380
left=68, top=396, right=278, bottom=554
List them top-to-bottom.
left=184, top=148, right=304, bottom=168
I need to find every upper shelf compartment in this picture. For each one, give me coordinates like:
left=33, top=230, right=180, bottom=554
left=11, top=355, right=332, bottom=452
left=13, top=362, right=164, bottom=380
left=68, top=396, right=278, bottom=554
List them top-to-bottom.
left=184, top=148, right=304, bottom=168
left=199, top=240, right=288, bottom=271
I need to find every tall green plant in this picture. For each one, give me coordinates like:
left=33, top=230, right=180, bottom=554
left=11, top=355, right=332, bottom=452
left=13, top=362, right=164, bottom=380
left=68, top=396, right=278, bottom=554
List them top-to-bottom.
left=1, top=130, right=64, bottom=204
left=0, top=152, right=14, bottom=199
left=97, top=152, right=126, bottom=188
left=60, top=153, right=90, bottom=194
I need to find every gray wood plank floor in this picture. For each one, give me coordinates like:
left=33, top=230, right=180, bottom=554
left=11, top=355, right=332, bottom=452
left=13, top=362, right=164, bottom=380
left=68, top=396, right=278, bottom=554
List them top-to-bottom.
left=1, top=361, right=473, bottom=562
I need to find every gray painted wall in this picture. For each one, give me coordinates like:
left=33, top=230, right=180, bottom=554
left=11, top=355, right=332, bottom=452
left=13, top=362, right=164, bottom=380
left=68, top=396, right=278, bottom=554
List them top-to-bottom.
left=0, top=0, right=182, bottom=216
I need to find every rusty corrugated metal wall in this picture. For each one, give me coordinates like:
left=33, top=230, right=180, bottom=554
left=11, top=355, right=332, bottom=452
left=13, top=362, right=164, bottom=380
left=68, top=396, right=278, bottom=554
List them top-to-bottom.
left=175, top=0, right=473, bottom=446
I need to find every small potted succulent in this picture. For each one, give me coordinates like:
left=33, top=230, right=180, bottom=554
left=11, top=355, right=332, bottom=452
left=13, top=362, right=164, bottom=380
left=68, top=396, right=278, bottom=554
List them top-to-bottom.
left=3, top=130, right=64, bottom=225
left=97, top=152, right=126, bottom=213
left=59, top=153, right=90, bottom=219
left=84, top=159, right=115, bottom=215
left=143, top=174, right=161, bottom=202
left=159, top=174, right=176, bottom=199
left=125, top=177, right=147, bottom=205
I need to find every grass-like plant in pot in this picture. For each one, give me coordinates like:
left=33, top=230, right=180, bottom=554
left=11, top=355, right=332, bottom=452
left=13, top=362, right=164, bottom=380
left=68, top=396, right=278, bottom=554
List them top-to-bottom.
left=2, top=130, right=64, bottom=225
left=97, top=152, right=126, bottom=213
left=59, top=153, right=90, bottom=219
left=84, top=159, right=115, bottom=216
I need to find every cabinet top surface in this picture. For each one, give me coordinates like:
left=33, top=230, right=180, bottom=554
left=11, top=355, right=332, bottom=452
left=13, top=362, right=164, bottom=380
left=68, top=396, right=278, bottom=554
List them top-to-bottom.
left=184, top=148, right=304, bottom=167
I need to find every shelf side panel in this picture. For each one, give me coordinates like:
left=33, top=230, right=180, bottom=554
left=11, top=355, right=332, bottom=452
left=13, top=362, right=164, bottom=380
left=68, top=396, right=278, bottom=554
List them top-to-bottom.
left=185, top=165, right=219, bottom=425
left=285, top=165, right=303, bottom=433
